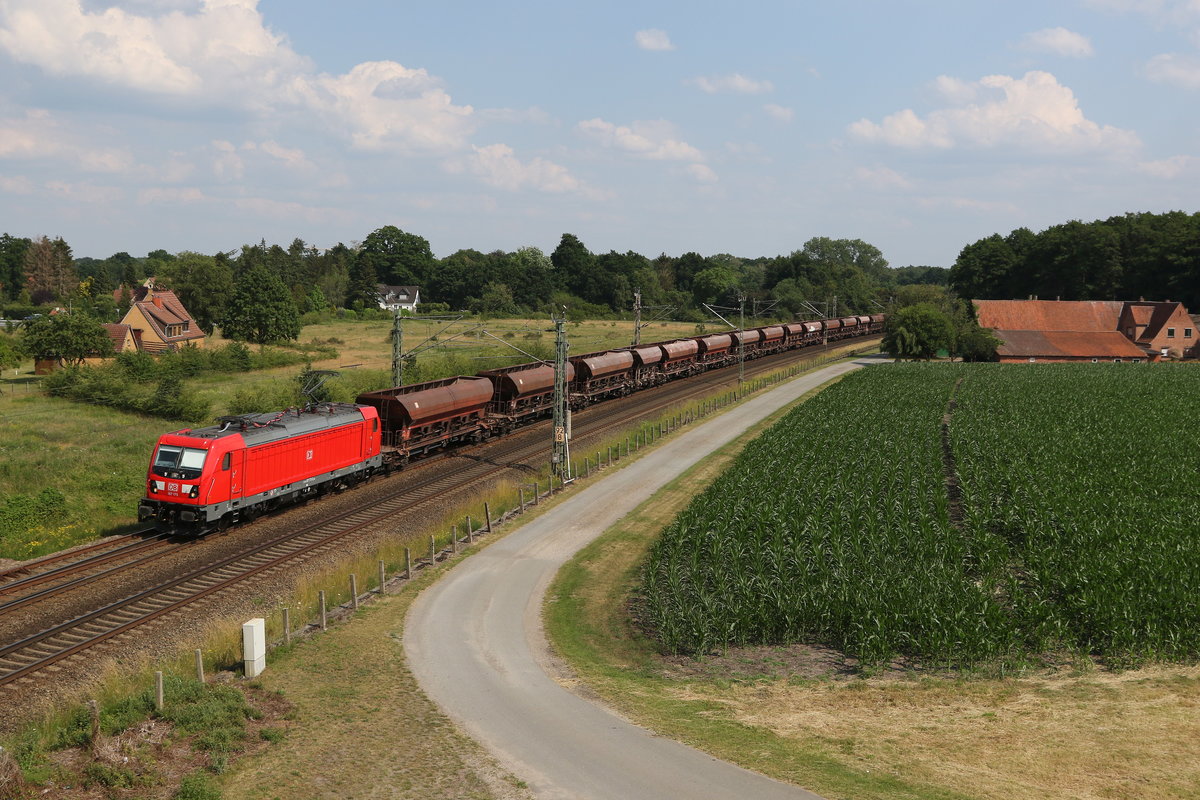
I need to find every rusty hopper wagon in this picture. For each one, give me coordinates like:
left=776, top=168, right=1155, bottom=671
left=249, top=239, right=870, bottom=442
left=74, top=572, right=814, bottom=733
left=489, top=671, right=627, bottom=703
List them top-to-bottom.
left=695, top=333, right=733, bottom=365
left=658, top=339, right=700, bottom=378
left=629, top=344, right=666, bottom=385
left=570, top=350, right=636, bottom=403
left=478, top=361, right=577, bottom=430
left=355, top=376, right=494, bottom=461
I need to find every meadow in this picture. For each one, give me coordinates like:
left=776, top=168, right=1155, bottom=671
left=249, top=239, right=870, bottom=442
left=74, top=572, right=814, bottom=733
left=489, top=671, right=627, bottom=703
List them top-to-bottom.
left=639, top=362, right=1200, bottom=668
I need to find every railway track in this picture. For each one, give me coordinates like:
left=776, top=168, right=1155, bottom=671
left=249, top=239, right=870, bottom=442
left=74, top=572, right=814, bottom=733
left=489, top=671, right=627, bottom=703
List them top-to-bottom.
left=0, top=337, right=877, bottom=688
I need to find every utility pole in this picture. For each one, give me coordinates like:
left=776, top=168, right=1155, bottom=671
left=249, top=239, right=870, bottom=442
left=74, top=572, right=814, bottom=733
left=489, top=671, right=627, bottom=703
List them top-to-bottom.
left=632, top=288, right=642, bottom=346
left=738, top=293, right=746, bottom=384
left=391, top=307, right=403, bottom=387
left=552, top=314, right=573, bottom=482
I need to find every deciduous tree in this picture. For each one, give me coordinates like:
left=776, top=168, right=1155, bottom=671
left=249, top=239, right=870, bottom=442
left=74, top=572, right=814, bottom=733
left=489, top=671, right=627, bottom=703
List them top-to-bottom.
left=220, top=262, right=300, bottom=344
left=882, top=303, right=955, bottom=361
left=21, top=312, right=111, bottom=366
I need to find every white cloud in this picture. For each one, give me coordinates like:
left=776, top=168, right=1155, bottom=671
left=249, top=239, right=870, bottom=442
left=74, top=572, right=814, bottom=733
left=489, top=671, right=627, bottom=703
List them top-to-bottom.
left=0, top=1, right=475, bottom=154
left=1020, top=27, right=1095, bottom=57
left=634, top=28, right=674, bottom=51
left=1143, top=52, right=1200, bottom=86
left=305, top=61, right=473, bottom=154
left=848, top=71, right=1139, bottom=153
left=691, top=73, right=774, bottom=94
left=934, top=75, right=978, bottom=103
left=763, top=103, right=794, bottom=121
left=478, top=106, right=554, bottom=125
left=0, top=108, right=133, bottom=171
left=577, top=118, right=704, bottom=161
left=210, top=139, right=244, bottom=180
left=257, top=140, right=313, bottom=170
left=460, top=143, right=581, bottom=193
left=1138, top=154, right=1199, bottom=176
left=686, top=163, right=718, bottom=183
left=854, top=166, right=912, bottom=190
left=0, top=175, right=34, bottom=194
left=44, top=180, right=123, bottom=204
left=137, top=186, right=206, bottom=204
left=232, top=195, right=354, bottom=225
left=915, top=195, right=1022, bottom=214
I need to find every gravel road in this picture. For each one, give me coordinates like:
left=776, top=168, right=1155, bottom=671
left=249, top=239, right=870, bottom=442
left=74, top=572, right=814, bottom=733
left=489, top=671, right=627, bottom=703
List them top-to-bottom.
left=405, top=359, right=876, bottom=800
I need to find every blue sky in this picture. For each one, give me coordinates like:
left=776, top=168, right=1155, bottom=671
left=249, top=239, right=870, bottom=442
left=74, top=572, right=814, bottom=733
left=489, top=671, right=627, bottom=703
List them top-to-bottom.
left=1, top=0, right=1199, bottom=268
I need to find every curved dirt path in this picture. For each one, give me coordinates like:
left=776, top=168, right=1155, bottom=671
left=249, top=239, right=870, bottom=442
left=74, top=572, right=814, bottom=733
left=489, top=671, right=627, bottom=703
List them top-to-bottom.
left=406, top=360, right=872, bottom=799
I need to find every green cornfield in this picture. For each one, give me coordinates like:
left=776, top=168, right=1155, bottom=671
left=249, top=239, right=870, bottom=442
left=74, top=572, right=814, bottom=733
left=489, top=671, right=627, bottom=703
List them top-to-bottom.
left=638, top=363, right=1200, bottom=667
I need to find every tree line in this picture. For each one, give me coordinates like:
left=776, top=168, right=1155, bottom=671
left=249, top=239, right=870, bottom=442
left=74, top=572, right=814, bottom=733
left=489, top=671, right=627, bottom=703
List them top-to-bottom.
left=949, top=211, right=1200, bottom=309
left=2, top=227, right=949, bottom=341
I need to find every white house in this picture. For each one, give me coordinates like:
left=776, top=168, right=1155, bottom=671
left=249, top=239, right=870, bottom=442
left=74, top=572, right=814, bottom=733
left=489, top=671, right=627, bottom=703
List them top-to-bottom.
left=377, top=284, right=421, bottom=313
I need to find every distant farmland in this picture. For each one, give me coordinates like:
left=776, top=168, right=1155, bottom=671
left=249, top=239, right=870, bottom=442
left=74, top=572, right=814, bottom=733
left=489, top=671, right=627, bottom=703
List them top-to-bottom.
left=639, top=363, right=1200, bottom=668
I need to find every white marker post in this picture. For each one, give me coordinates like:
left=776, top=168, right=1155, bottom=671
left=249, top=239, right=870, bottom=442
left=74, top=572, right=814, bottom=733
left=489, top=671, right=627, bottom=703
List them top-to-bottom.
left=242, top=618, right=266, bottom=678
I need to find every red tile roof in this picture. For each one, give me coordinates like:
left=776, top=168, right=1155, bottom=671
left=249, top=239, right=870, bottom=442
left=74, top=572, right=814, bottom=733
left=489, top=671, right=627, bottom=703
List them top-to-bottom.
left=125, top=285, right=205, bottom=348
left=974, top=300, right=1124, bottom=331
left=100, top=323, right=132, bottom=353
left=994, top=330, right=1148, bottom=359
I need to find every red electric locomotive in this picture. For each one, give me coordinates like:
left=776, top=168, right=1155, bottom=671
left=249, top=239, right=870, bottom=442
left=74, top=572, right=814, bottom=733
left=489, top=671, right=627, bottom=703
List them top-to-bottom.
left=139, top=403, right=382, bottom=532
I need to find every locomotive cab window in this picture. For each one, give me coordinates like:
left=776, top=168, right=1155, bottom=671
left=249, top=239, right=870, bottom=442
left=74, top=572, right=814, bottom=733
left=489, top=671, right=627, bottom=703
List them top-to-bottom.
left=152, top=445, right=208, bottom=480
left=222, top=453, right=231, bottom=470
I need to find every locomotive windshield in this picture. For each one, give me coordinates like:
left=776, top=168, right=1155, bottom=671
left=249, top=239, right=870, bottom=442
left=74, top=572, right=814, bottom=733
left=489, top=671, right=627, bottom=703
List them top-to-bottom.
left=152, top=445, right=207, bottom=480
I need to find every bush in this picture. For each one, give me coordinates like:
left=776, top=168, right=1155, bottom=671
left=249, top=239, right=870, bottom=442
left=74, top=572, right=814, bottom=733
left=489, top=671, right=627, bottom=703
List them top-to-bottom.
left=175, top=770, right=222, bottom=800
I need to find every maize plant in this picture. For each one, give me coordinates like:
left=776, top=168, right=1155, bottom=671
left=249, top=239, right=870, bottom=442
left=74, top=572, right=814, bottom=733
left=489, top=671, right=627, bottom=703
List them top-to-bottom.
left=638, top=362, right=1200, bottom=668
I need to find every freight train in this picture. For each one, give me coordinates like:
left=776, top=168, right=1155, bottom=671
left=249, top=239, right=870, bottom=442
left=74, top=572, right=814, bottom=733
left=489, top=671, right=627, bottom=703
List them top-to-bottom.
left=138, top=315, right=883, bottom=532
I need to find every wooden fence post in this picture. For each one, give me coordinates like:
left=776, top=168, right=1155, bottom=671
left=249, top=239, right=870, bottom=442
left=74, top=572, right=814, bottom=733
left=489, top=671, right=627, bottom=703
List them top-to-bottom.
left=520, top=486, right=526, bottom=511
left=485, top=503, right=493, bottom=532
left=451, top=525, right=458, bottom=554
left=429, top=535, right=436, bottom=564
left=405, top=547, right=412, bottom=579
left=378, top=560, right=386, bottom=595
left=350, top=574, right=359, bottom=610
left=319, top=591, right=327, bottom=631
left=283, top=607, right=291, bottom=645
left=195, top=649, right=205, bottom=683
left=154, top=672, right=164, bottom=711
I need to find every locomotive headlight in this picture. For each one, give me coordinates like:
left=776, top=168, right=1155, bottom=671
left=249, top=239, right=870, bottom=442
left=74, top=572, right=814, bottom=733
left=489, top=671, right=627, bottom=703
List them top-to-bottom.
left=189, top=485, right=199, bottom=499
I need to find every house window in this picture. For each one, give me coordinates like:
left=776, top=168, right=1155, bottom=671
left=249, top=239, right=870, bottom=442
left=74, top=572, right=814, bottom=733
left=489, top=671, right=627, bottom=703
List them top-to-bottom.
left=1167, top=327, right=1175, bottom=338
left=1186, top=328, right=1193, bottom=338
left=1028, top=357, right=1036, bottom=363
left=1114, top=359, right=1122, bottom=363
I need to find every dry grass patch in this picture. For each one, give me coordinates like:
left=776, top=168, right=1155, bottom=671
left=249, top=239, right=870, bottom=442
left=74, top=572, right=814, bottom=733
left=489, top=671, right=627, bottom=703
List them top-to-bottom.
left=220, top=559, right=532, bottom=800
left=673, top=667, right=1200, bottom=800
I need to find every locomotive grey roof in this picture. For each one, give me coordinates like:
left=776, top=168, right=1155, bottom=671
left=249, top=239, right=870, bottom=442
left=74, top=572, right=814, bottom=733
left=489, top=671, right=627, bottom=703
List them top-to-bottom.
left=183, top=404, right=366, bottom=447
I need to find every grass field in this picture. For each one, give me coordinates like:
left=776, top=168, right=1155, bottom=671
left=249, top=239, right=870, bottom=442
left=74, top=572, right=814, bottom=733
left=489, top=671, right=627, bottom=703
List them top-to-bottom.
left=0, top=316, right=706, bottom=561
left=638, top=362, right=1200, bottom=668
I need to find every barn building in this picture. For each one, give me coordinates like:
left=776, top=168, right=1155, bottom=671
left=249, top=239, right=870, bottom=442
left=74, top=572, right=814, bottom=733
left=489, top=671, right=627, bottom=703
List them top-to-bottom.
left=974, top=299, right=1197, bottom=363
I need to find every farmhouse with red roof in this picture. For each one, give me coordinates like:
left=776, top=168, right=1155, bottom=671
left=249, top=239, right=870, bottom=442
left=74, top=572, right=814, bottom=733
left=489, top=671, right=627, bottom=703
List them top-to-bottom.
left=974, top=299, right=1196, bottom=363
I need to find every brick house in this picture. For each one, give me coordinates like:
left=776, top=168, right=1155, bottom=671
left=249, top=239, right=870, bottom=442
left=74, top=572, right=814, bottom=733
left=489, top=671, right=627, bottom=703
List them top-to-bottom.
left=114, top=282, right=206, bottom=353
left=974, top=299, right=1197, bottom=363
